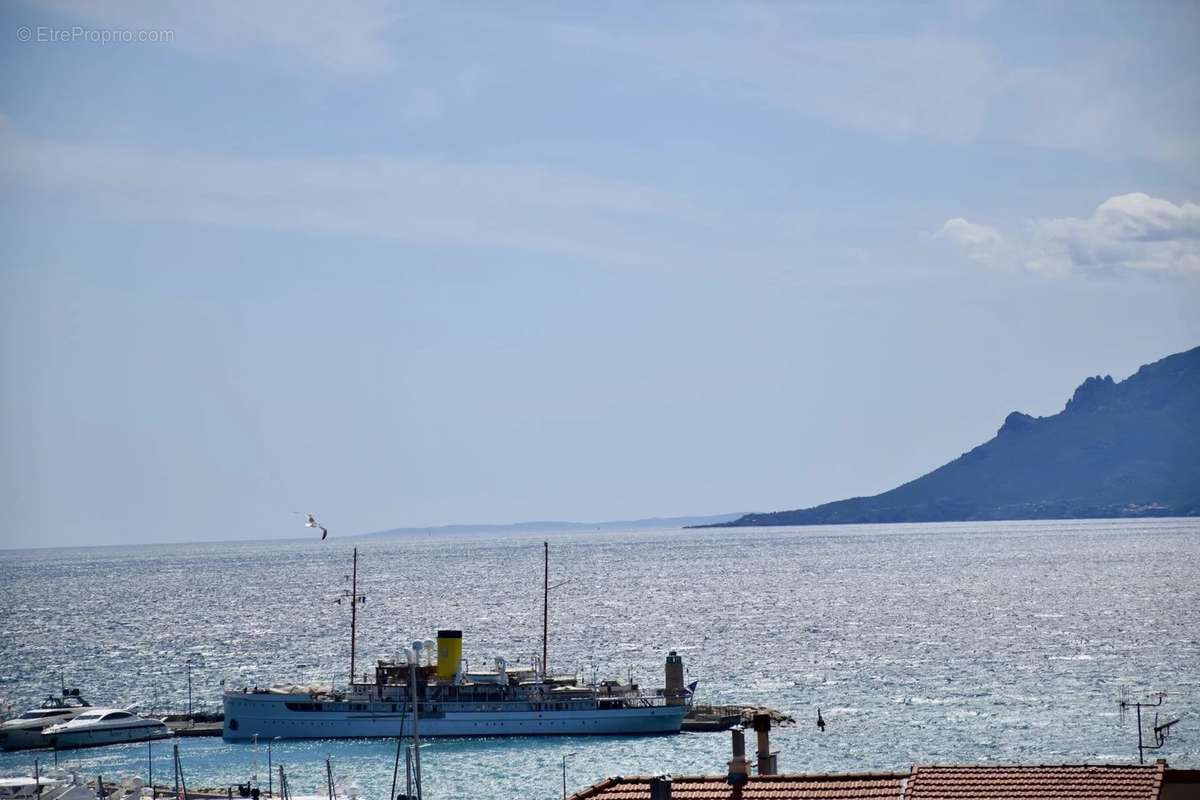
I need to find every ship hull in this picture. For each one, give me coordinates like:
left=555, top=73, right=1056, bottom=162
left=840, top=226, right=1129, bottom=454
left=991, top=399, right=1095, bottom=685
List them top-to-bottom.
left=222, top=693, right=688, bottom=740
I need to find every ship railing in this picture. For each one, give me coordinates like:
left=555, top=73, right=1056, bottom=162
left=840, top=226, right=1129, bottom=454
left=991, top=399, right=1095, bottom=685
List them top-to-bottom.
left=282, top=693, right=675, bottom=714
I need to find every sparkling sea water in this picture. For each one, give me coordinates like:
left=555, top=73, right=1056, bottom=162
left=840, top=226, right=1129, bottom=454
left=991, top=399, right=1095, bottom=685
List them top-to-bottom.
left=1, top=519, right=1198, bottom=798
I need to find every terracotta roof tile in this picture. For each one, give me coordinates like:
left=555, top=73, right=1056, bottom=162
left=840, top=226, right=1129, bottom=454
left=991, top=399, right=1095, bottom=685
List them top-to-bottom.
left=902, top=763, right=1165, bottom=799
left=571, top=764, right=1172, bottom=800
left=568, top=772, right=908, bottom=800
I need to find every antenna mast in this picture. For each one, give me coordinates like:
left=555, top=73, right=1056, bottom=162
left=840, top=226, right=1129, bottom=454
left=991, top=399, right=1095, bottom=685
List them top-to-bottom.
left=1118, top=690, right=1180, bottom=763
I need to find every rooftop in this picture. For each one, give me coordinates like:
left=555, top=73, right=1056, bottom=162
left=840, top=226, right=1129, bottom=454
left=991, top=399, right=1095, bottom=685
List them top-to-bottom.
left=570, top=762, right=1189, bottom=800
left=902, top=763, right=1166, bottom=799
left=568, top=771, right=908, bottom=800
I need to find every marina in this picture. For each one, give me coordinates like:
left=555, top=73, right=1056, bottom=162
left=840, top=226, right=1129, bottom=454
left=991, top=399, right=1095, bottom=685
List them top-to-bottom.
left=2, top=520, right=1198, bottom=798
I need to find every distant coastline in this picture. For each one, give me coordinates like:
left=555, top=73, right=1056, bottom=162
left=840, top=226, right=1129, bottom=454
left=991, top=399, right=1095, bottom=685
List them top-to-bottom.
left=363, top=512, right=746, bottom=538
left=0, top=513, right=748, bottom=551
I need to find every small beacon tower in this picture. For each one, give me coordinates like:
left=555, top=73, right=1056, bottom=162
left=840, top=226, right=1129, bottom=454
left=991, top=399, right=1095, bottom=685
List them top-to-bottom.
left=664, top=650, right=685, bottom=706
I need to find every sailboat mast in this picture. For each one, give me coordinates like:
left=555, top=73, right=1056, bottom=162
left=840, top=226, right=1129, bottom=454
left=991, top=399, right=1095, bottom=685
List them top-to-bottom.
left=542, top=541, right=549, bottom=678
left=350, top=547, right=358, bottom=685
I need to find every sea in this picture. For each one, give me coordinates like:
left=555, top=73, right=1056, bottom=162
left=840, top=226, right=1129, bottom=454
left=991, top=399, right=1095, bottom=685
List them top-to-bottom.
left=2, top=519, right=1198, bottom=799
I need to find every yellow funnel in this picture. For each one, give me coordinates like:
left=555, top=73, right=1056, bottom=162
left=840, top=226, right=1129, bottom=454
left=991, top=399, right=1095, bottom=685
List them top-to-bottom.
left=436, top=629, right=462, bottom=681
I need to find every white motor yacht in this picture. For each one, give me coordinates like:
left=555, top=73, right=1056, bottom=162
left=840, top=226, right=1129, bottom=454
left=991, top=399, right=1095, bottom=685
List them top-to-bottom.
left=0, top=690, right=93, bottom=750
left=42, top=708, right=172, bottom=749
left=0, top=773, right=94, bottom=800
left=0, top=773, right=152, bottom=800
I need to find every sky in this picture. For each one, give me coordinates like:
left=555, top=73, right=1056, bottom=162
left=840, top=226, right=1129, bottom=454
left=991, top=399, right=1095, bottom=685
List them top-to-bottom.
left=1, top=1, right=1198, bottom=549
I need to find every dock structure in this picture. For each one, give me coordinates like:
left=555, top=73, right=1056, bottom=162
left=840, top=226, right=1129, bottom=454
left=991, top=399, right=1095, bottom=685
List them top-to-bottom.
left=682, top=704, right=794, bottom=732
left=160, top=715, right=223, bottom=737
left=164, top=721, right=222, bottom=737
left=92, top=779, right=251, bottom=800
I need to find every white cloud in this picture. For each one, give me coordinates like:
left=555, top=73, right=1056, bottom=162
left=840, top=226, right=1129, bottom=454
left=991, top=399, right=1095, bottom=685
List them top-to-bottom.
left=22, top=3, right=1200, bottom=163
left=534, top=5, right=1199, bottom=165
left=544, top=16, right=999, bottom=145
left=0, top=124, right=713, bottom=266
left=940, top=193, right=1200, bottom=276
left=1028, top=193, right=1200, bottom=275
left=1087, top=193, right=1200, bottom=242
left=934, top=217, right=1005, bottom=267
left=937, top=218, right=1002, bottom=248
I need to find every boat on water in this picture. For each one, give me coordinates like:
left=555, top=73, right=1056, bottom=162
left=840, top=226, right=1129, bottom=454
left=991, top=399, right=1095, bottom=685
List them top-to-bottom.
left=223, top=545, right=693, bottom=740
left=224, top=629, right=690, bottom=739
left=0, top=690, right=92, bottom=751
left=42, top=708, right=172, bottom=749
left=0, top=772, right=155, bottom=800
left=0, top=774, right=96, bottom=800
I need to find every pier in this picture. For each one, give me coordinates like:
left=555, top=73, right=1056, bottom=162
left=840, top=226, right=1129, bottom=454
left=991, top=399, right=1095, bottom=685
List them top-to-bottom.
left=681, top=704, right=794, bottom=732
left=160, top=714, right=222, bottom=738
left=163, top=721, right=222, bottom=738
left=92, top=779, right=272, bottom=800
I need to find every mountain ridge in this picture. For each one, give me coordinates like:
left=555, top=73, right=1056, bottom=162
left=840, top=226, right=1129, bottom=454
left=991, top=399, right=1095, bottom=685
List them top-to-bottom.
left=705, top=346, right=1200, bottom=528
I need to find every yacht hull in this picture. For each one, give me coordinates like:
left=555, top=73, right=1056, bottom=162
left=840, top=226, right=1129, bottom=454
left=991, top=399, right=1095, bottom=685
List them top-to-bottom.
left=223, top=692, right=687, bottom=740
left=47, top=725, right=172, bottom=750
left=0, top=728, right=55, bottom=751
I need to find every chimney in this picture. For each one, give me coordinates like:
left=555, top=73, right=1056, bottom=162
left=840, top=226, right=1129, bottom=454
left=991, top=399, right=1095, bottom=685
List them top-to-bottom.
left=753, top=712, right=778, bottom=775
left=726, top=726, right=750, bottom=787
left=648, top=775, right=672, bottom=800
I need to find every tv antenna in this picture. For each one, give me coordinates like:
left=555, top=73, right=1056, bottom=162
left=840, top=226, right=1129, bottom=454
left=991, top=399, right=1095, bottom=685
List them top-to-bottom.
left=1118, top=689, right=1179, bottom=764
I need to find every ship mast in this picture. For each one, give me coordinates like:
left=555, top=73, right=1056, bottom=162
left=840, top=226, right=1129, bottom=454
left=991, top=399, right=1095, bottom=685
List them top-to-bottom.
left=540, top=541, right=570, bottom=679
left=542, top=541, right=549, bottom=678
left=350, top=547, right=358, bottom=683
left=336, top=548, right=366, bottom=686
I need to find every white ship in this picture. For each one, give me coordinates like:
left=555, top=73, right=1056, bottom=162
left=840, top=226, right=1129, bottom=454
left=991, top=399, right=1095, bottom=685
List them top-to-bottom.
left=223, top=546, right=693, bottom=740
left=224, top=630, right=690, bottom=739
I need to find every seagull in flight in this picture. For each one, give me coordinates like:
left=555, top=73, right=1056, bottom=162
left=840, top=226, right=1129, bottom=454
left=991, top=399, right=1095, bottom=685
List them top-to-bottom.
left=295, top=512, right=328, bottom=540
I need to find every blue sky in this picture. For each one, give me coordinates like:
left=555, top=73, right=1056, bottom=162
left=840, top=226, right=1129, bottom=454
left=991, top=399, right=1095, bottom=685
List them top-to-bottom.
left=1, top=1, right=1198, bottom=548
